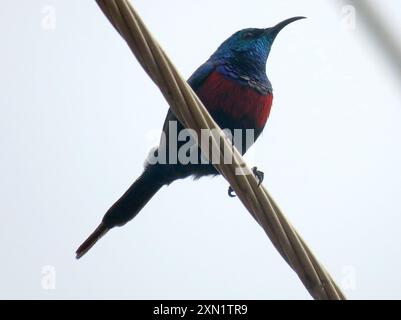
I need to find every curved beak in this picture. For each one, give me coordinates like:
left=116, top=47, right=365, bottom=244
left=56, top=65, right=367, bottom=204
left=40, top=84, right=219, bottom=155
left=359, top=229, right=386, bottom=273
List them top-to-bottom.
left=264, top=16, right=306, bottom=39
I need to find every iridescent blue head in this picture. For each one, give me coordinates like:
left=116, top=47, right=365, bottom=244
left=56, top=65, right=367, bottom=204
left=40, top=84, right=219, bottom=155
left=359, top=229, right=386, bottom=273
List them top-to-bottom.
left=211, top=17, right=306, bottom=82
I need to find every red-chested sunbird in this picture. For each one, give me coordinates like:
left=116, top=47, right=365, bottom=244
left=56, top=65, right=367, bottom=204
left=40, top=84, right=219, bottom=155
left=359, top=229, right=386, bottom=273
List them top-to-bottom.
left=76, top=17, right=306, bottom=259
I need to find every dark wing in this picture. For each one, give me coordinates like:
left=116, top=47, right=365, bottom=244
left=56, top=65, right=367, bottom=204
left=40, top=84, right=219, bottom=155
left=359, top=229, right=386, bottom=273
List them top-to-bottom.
left=162, top=60, right=216, bottom=132
left=187, top=61, right=216, bottom=91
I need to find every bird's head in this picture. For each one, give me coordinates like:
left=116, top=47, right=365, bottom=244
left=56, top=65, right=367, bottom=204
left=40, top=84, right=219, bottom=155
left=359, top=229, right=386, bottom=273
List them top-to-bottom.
left=212, top=17, right=306, bottom=76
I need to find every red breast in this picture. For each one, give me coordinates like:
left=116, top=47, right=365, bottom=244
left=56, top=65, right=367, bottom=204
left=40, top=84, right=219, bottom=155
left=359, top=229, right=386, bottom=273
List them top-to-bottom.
left=196, top=71, right=273, bottom=129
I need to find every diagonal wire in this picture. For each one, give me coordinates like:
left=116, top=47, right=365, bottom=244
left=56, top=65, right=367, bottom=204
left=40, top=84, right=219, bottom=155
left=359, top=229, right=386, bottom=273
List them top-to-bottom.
left=94, top=0, right=346, bottom=300
left=341, top=0, right=401, bottom=81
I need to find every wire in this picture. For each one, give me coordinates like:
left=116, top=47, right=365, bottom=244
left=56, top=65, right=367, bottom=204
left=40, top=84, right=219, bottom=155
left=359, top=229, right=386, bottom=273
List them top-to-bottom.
left=94, top=0, right=346, bottom=300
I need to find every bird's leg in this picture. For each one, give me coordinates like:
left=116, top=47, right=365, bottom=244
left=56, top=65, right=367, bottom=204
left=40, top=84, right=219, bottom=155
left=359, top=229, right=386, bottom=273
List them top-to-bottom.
left=227, top=166, right=265, bottom=198
left=252, top=166, right=264, bottom=186
left=228, top=186, right=236, bottom=198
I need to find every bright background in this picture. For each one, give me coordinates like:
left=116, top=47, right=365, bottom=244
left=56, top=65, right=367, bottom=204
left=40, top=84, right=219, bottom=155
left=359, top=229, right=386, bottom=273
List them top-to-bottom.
left=0, top=0, right=400, bottom=299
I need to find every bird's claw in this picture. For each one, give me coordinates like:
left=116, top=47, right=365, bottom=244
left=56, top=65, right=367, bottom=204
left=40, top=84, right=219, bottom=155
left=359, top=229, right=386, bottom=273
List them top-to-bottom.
left=227, top=166, right=264, bottom=198
left=252, top=166, right=264, bottom=186
left=228, top=186, right=236, bottom=198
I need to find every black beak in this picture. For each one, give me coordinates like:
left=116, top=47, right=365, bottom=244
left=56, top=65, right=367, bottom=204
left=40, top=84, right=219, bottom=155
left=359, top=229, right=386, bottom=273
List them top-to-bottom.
left=265, top=16, right=306, bottom=39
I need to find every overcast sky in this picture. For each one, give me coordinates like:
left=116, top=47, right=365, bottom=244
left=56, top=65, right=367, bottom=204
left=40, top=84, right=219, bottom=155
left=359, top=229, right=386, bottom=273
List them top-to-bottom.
left=0, top=0, right=400, bottom=299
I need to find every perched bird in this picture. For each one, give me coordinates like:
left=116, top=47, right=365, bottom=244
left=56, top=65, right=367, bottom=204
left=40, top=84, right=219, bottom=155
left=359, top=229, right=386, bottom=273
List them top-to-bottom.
left=76, top=17, right=305, bottom=259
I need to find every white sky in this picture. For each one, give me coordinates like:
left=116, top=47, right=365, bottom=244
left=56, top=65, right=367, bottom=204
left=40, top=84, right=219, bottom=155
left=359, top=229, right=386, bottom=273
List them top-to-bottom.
left=0, top=0, right=400, bottom=299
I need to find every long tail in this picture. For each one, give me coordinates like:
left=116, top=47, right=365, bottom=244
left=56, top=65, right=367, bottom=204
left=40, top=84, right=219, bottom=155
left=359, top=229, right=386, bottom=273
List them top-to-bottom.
left=76, top=169, right=164, bottom=259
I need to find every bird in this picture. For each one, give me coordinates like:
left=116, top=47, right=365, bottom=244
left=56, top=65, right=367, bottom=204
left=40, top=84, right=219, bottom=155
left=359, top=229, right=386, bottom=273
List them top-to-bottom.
left=76, top=17, right=305, bottom=259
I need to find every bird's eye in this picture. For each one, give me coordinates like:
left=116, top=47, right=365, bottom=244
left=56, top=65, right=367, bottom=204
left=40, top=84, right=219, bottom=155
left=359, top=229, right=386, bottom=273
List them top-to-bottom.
left=243, top=31, right=254, bottom=39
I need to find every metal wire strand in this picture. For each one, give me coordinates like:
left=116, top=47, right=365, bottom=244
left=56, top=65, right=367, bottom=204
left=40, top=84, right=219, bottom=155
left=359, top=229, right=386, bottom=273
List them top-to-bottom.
left=94, top=0, right=346, bottom=300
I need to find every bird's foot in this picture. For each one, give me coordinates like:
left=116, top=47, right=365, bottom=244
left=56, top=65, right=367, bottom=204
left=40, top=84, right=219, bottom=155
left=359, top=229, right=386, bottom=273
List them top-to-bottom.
left=227, top=166, right=265, bottom=198
left=252, top=166, right=264, bottom=186
left=228, top=186, right=236, bottom=198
